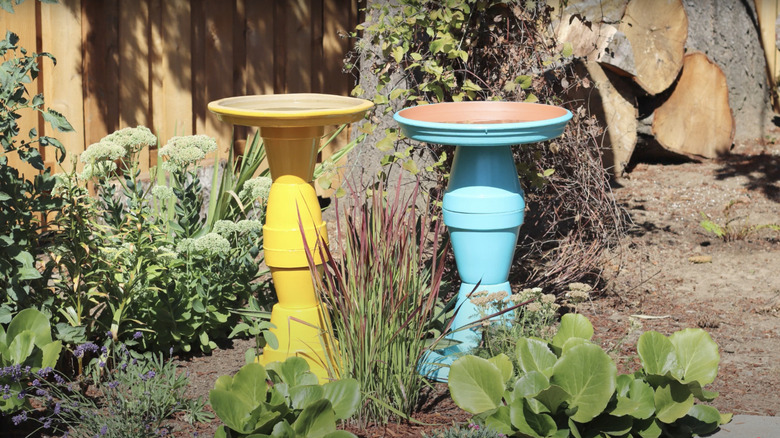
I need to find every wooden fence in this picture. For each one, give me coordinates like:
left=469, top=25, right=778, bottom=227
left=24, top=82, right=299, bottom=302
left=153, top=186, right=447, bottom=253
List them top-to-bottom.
left=2, top=0, right=360, bottom=184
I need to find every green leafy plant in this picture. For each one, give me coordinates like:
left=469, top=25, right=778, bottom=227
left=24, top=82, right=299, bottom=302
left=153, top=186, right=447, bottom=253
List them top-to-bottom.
left=0, top=31, right=73, bottom=317
left=45, top=128, right=271, bottom=354
left=305, top=179, right=447, bottom=425
left=699, top=200, right=780, bottom=242
left=229, top=295, right=278, bottom=365
left=0, top=308, right=62, bottom=413
left=448, top=314, right=731, bottom=438
left=12, top=335, right=209, bottom=436
left=210, top=357, right=359, bottom=438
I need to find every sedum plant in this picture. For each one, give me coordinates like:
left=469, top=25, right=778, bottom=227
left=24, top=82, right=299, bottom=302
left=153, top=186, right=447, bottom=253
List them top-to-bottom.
left=0, top=308, right=62, bottom=413
left=448, top=314, right=731, bottom=438
left=210, top=357, right=359, bottom=438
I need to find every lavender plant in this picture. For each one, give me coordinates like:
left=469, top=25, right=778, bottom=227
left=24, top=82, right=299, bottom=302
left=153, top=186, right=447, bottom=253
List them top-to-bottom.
left=8, top=335, right=209, bottom=437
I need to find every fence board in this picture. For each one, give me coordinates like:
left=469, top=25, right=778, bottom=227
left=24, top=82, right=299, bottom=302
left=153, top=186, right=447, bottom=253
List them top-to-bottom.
left=40, top=0, right=84, bottom=173
left=81, top=0, right=119, bottom=147
left=119, top=0, right=151, bottom=176
left=159, top=0, right=192, bottom=148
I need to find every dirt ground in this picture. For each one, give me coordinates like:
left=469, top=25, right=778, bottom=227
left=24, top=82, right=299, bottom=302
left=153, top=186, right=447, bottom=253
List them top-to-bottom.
left=168, top=136, right=779, bottom=437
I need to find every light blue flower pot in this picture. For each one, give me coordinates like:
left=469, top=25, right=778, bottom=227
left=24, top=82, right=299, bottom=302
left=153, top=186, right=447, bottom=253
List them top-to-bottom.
left=394, top=102, right=571, bottom=381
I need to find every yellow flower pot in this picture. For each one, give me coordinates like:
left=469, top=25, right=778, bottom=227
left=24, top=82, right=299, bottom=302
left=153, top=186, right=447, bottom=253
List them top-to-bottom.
left=208, top=94, right=373, bottom=380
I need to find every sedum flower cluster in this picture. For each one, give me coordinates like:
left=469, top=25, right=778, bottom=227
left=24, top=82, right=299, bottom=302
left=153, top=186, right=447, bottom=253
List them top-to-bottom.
left=79, top=126, right=157, bottom=180
left=158, top=135, right=217, bottom=173
left=239, top=176, right=272, bottom=201
left=151, top=185, right=175, bottom=201
left=212, top=219, right=264, bottom=236
left=175, top=232, right=231, bottom=256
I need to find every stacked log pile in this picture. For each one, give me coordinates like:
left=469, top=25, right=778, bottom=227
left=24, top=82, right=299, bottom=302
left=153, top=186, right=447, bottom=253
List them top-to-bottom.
left=549, top=0, right=738, bottom=176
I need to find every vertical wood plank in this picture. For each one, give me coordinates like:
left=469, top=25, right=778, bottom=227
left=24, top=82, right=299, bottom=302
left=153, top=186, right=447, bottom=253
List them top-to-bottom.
left=40, top=0, right=85, bottom=173
left=82, top=0, right=119, bottom=147
left=118, top=0, right=151, bottom=176
left=148, top=0, right=162, bottom=170
left=160, top=0, right=192, bottom=148
left=191, top=0, right=206, bottom=137
left=203, top=0, right=234, bottom=157
left=232, top=0, right=247, bottom=142
left=246, top=0, right=275, bottom=95
left=273, top=0, right=287, bottom=93
left=286, top=0, right=312, bottom=93
left=310, top=0, right=324, bottom=93
left=319, top=0, right=359, bottom=195
left=4, top=1, right=40, bottom=180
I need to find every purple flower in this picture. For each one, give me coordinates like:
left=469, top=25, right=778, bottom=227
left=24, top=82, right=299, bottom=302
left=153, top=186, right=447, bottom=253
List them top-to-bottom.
left=106, top=330, right=112, bottom=338
left=133, top=331, right=143, bottom=339
left=74, top=342, right=100, bottom=358
left=101, top=346, right=108, bottom=355
left=99, top=361, right=106, bottom=368
left=38, top=366, right=53, bottom=377
left=54, top=373, right=65, bottom=385
left=31, top=379, right=40, bottom=386
left=108, top=380, right=120, bottom=389
left=35, top=388, right=47, bottom=396
left=17, top=390, right=26, bottom=399
left=54, top=402, right=61, bottom=414
left=12, top=411, right=27, bottom=425
left=43, top=418, right=52, bottom=429
left=100, top=425, right=108, bottom=436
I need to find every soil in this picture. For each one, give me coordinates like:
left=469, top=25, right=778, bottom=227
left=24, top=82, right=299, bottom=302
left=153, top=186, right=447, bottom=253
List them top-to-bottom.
left=160, top=136, right=780, bottom=436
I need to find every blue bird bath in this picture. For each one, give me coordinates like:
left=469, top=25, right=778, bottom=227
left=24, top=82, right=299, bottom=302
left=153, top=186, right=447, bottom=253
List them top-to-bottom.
left=394, top=101, right=572, bottom=381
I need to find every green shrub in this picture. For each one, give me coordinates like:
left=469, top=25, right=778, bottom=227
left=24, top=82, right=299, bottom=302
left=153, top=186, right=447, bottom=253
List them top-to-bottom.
left=0, top=31, right=72, bottom=317
left=49, top=128, right=271, bottom=354
left=0, top=308, right=62, bottom=413
left=448, top=314, right=731, bottom=438
left=210, top=357, right=359, bottom=438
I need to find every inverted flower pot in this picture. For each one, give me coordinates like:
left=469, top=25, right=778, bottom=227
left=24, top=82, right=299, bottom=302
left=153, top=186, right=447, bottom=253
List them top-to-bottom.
left=209, top=94, right=373, bottom=380
left=394, top=101, right=571, bottom=381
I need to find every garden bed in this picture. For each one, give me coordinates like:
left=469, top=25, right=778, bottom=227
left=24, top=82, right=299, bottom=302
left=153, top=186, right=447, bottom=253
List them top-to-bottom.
left=158, top=137, right=779, bottom=437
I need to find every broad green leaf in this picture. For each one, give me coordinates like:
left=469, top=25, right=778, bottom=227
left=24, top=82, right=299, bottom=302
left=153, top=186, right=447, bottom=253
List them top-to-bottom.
left=561, top=42, right=574, bottom=58
left=391, top=45, right=405, bottom=63
left=516, top=75, right=532, bottom=89
left=41, top=109, right=74, bottom=132
left=402, top=159, right=419, bottom=174
left=0, top=191, right=9, bottom=201
left=7, top=308, right=53, bottom=346
left=551, top=314, right=593, bottom=349
left=669, top=328, right=719, bottom=385
left=8, top=331, right=35, bottom=364
left=638, top=331, right=682, bottom=378
left=561, top=336, right=589, bottom=353
left=515, top=337, right=557, bottom=375
left=40, top=340, right=62, bottom=369
left=551, top=343, right=616, bottom=423
left=488, top=353, right=514, bottom=384
left=448, top=355, right=505, bottom=414
left=268, top=357, right=318, bottom=387
left=231, top=363, right=269, bottom=407
left=513, top=370, right=550, bottom=399
left=322, top=378, right=360, bottom=420
left=610, top=378, right=654, bottom=419
left=654, top=381, right=694, bottom=424
left=687, top=381, right=719, bottom=401
left=290, top=384, right=324, bottom=410
left=535, top=384, right=570, bottom=414
left=209, top=389, right=252, bottom=432
left=510, top=398, right=557, bottom=437
left=292, top=399, right=336, bottom=438
left=676, top=405, right=723, bottom=436
left=485, top=406, right=514, bottom=435
left=588, top=414, right=633, bottom=436
left=635, top=418, right=663, bottom=438
left=268, top=420, right=295, bottom=438
left=322, top=431, right=358, bottom=438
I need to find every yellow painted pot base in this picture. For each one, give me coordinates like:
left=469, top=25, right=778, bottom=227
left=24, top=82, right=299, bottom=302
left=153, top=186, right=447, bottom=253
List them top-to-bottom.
left=260, top=303, right=337, bottom=382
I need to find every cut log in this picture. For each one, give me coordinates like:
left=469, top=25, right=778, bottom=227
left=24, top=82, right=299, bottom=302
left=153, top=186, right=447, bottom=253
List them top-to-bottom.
left=619, top=0, right=688, bottom=95
left=652, top=52, right=734, bottom=158
left=575, top=60, right=638, bottom=176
